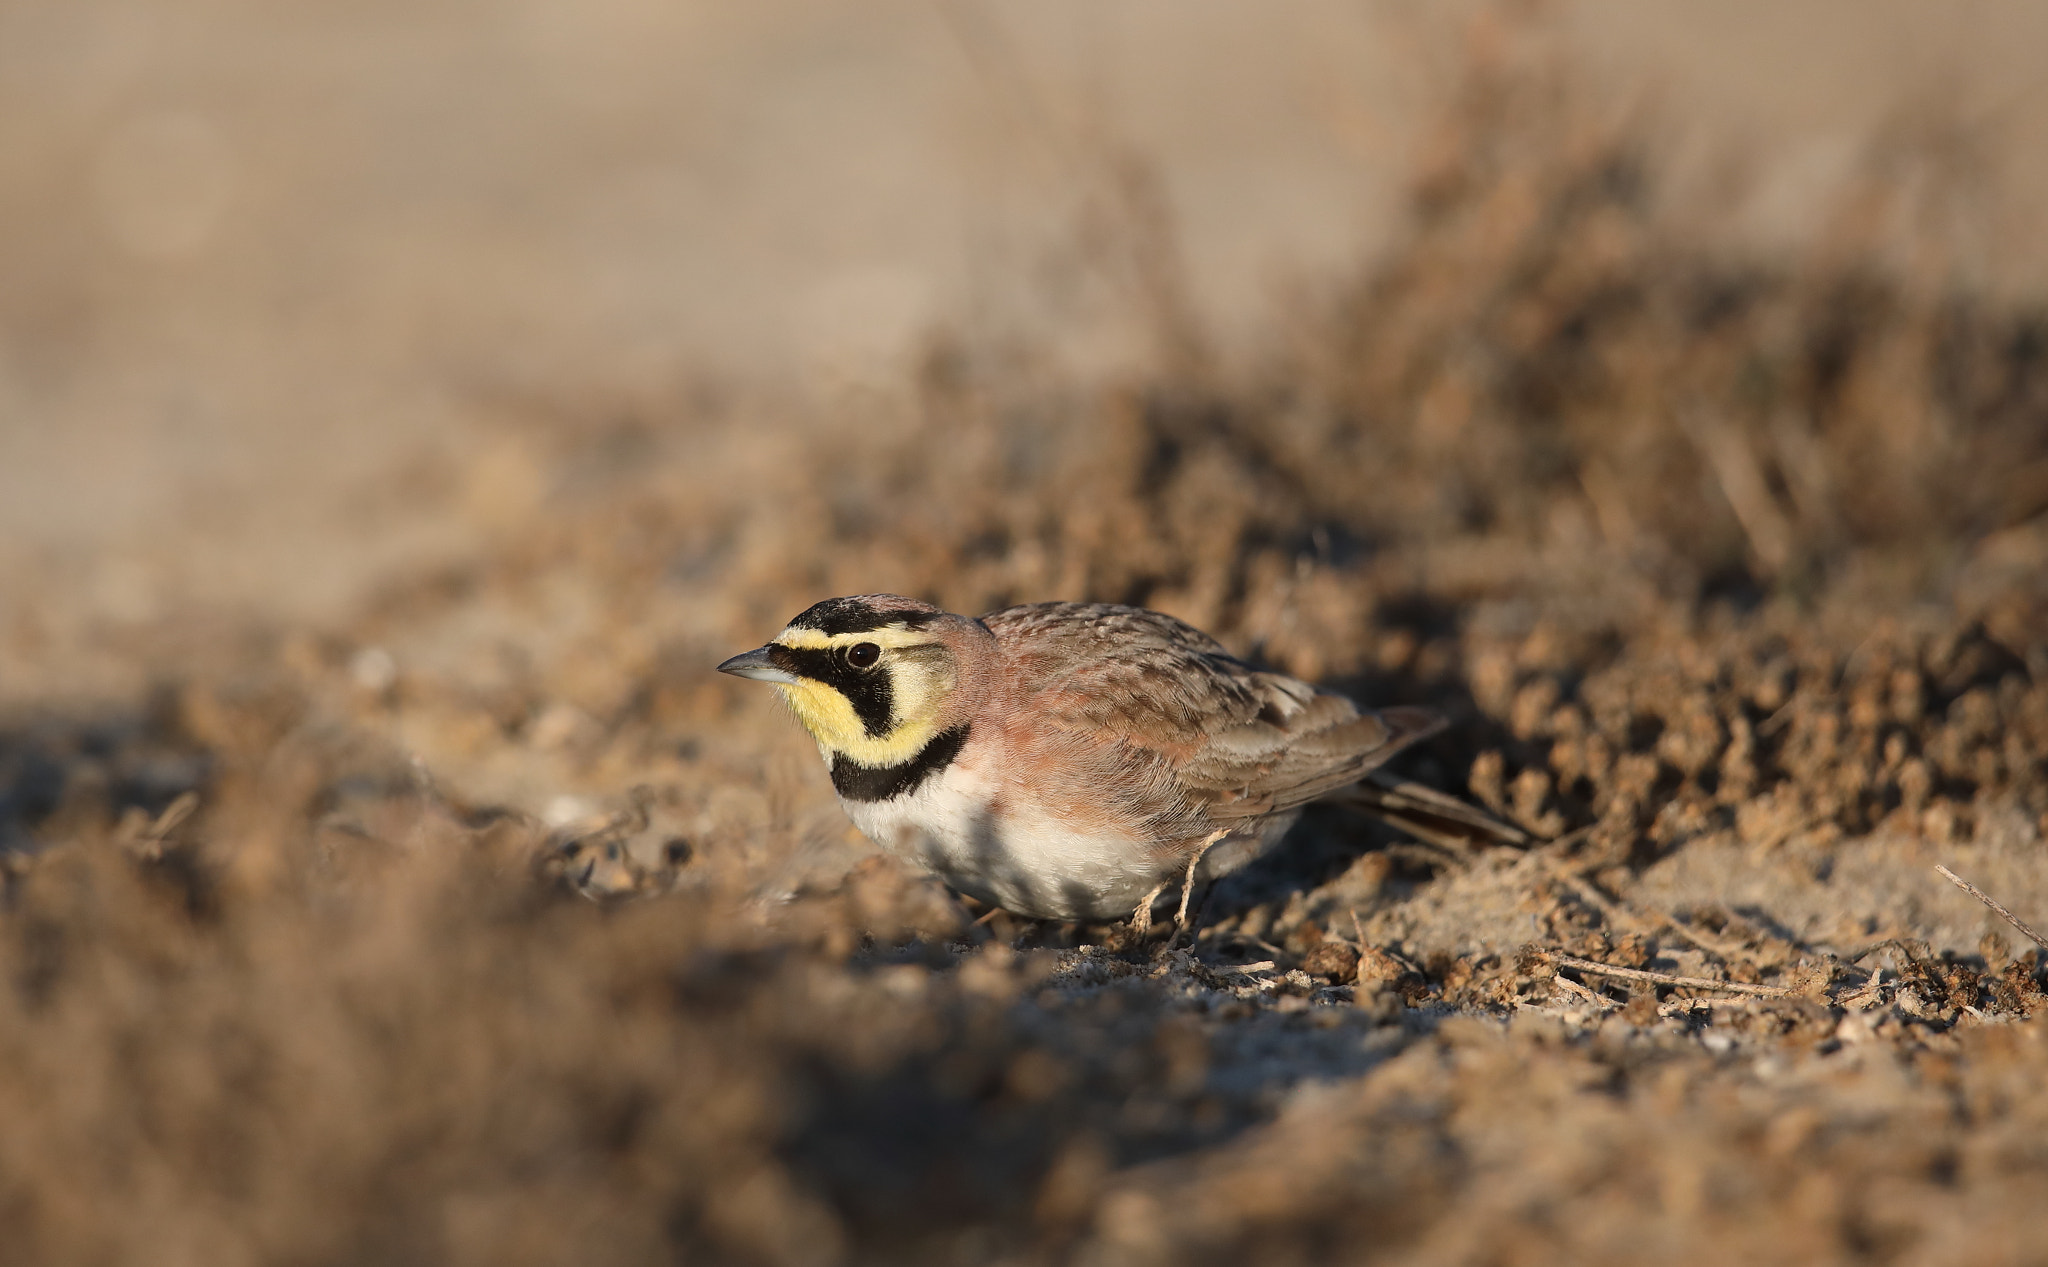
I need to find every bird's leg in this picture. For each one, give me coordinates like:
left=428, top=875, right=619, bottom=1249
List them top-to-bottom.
left=1173, top=830, right=1229, bottom=941
left=1129, top=881, right=1168, bottom=938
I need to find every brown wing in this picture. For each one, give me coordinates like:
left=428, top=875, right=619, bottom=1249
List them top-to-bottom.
left=982, top=602, right=1442, bottom=839
left=1177, top=696, right=1444, bottom=824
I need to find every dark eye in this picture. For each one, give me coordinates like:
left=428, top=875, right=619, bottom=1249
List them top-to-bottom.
left=846, top=642, right=881, bottom=669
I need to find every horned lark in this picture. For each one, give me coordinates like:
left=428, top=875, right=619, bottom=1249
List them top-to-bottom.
left=719, top=594, right=1497, bottom=924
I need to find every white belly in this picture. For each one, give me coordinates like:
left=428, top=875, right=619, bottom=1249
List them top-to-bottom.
left=837, top=760, right=1290, bottom=922
left=837, top=761, right=1145, bottom=920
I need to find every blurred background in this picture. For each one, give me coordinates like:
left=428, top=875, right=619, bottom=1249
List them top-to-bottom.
left=6, top=0, right=2048, bottom=679
left=4, top=4, right=2048, bottom=1265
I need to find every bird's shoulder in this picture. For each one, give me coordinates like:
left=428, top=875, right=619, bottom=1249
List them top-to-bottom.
left=977, top=602, right=1351, bottom=747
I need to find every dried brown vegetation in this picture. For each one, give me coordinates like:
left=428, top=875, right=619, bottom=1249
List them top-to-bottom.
left=5, top=21, right=2048, bottom=1267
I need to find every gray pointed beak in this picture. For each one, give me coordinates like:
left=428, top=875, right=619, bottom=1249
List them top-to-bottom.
left=717, top=645, right=798, bottom=684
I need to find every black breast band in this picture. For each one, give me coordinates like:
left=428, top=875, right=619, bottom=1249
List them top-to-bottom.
left=832, top=724, right=971, bottom=802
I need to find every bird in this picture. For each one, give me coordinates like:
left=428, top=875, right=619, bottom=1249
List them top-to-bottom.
left=718, top=594, right=1521, bottom=926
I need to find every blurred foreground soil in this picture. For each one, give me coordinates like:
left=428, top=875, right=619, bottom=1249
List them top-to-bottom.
left=4, top=10, right=2048, bottom=1266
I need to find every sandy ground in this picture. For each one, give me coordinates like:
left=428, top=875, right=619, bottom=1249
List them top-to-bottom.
left=3, top=5, right=2048, bottom=1265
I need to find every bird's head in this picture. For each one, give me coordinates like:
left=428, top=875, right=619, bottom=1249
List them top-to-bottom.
left=717, top=594, right=987, bottom=767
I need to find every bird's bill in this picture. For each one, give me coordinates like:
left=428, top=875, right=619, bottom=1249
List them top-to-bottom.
left=716, top=646, right=799, bottom=684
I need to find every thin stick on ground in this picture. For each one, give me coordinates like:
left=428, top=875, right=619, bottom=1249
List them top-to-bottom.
left=1935, top=865, right=2048, bottom=952
left=1849, top=936, right=1932, bottom=965
left=1544, top=951, right=1794, bottom=997
left=1551, top=973, right=1616, bottom=1010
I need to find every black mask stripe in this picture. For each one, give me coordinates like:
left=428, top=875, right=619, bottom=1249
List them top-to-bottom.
left=769, top=644, right=893, bottom=738
left=832, top=724, right=970, bottom=802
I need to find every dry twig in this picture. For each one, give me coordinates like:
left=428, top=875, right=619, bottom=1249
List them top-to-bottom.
left=1935, top=865, right=2048, bottom=952
left=1848, top=936, right=1931, bottom=966
left=1544, top=951, right=1794, bottom=998
left=1217, top=960, right=1277, bottom=976
left=1551, top=973, right=1616, bottom=1010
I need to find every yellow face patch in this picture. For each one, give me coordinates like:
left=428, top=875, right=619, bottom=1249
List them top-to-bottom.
left=769, top=624, right=956, bottom=768
left=775, top=679, right=942, bottom=768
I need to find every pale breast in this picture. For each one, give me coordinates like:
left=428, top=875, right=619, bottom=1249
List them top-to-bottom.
left=838, top=752, right=1179, bottom=921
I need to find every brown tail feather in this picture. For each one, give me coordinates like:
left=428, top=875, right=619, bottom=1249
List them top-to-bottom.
left=1375, top=706, right=1447, bottom=748
left=1324, top=768, right=1534, bottom=850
